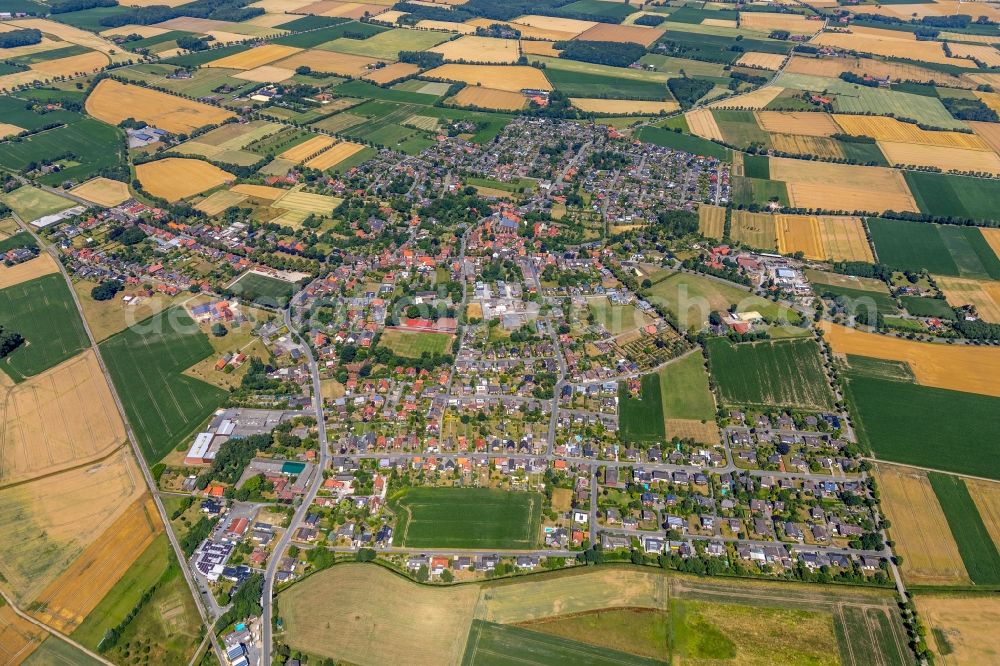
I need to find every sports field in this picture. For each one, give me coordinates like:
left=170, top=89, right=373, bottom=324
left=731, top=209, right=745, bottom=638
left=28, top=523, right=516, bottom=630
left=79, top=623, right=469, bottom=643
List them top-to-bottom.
left=0, top=273, right=89, bottom=382
left=99, top=307, right=226, bottom=463
left=379, top=328, right=452, bottom=358
left=706, top=338, right=834, bottom=410
left=618, top=373, right=666, bottom=443
left=928, top=473, right=1000, bottom=585
left=390, top=487, right=542, bottom=549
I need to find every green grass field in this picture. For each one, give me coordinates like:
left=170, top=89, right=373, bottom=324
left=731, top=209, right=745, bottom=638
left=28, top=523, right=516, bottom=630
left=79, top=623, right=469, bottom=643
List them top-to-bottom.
left=561, top=0, right=635, bottom=20
left=320, top=28, right=449, bottom=59
left=637, top=54, right=728, bottom=79
left=545, top=68, right=670, bottom=101
left=714, top=111, right=772, bottom=149
left=0, top=118, right=125, bottom=186
left=635, top=126, right=730, bottom=161
left=742, top=154, right=770, bottom=179
left=903, top=172, right=1000, bottom=222
left=731, top=176, right=790, bottom=207
left=0, top=185, right=75, bottom=222
left=867, top=218, right=1000, bottom=280
left=229, top=271, right=296, bottom=305
left=644, top=272, right=798, bottom=331
left=0, top=273, right=89, bottom=382
left=814, top=283, right=899, bottom=316
left=901, top=296, right=955, bottom=320
left=587, top=299, right=650, bottom=335
left=99, top=307, right=227, bottom=463
left=379, top=328, right=452, bottom=358
left=706, top=338, right=835, bottom=410
left=659, top=352, right=715, bottom=420
left=843, top=371, right=1000, bottom=479
left=619, top=373, right=667, bottom=443
left=928, top=473, right=1000, bottom=585
left=390, top=487, right=541, bottom=549
left=72, top=534, right=172, bottom=649
left=520, top=609, right=670, bottom=661
left=462, top=620, right=667, bottom=666
left=23, top=637, right=104, bottom=666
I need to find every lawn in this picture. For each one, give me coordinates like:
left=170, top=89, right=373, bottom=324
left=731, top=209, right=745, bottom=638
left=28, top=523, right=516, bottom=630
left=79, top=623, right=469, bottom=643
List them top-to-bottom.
left=636, top=126, right=730, bottom=161
left=904, top=171, right=1000, bottom=223
left=1, top=185, right=75, bottom=223
left=867, top=218, right=1000, bottom=280
left=228, top=271, right=296, bottom=305
left=0, top=273, right=89, bottom=382
left=99, top=307, right=227, bottom=463
left=380, top=328, right=452, bottom=358
left=706, top=338, right=835, bottom=410
left=659, top=352, right=715, bottom=420
left=843, top=372, right=1000, bottom=480
left=618, top=373, right=667, bottom=443
left=928, top=473, right=1000, bottom=585
left=390, top=487, right=542, bottom=549
left=71, top=534, right=172, bottom=649
left=461, top=620, right=667, bottom=666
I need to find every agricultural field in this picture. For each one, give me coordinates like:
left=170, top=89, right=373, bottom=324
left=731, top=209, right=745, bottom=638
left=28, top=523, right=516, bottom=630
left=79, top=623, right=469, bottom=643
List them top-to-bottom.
left=322, top=27, right=448, bottom=59
left=430, top=35, right=518, bottom=64
left=425, top=64, right=552, bottom=92
left=85, top=79, right=234, bottom=133
left=451, top=86, right=526, bottom=111
left=0, top=118, right=126, bottom=187
left=135, top=158, right=234, bottom=202
left=767, top=158, right=918, bottom=214
left=903, top=172, right=1000, bottom=222
left=68, top=178, right=131, bottom=207
left=0, top=186, right=75, bottom=224
left=697, top=204, right=726, bottom=238
left=730, top=210, right=777, bottom=251
left=867, top=218, right=1000, bottom=280
left=0, top=253, right=59, bottom=291
left=0, top=273, right=89, bottom=382
left=936, top=277, right=1000, bottom=323
left=587, top=297, right=651, bottom=335
left=99, top=307, right=227, bottom=463
left=379, top=328, right=452, bottom=358
left=706, top=338, right=835, bottom=411
left=0, top=350, right=124, bottom=485
left=659, top=352, right=718, bottom=444
left=618, top=372, right=666, bottom=443
left=0, top=447, right=144, bottom=604
left=876, top=463, right=969, bottom=586
left=928, top=473, right=1000, bottom=585
left=390, top=487, right=542, bottom=549
left=280, top=564, right=911, bottom=666
left=917, top=593, right=1000, bottom=666
left=0, top=601, right=45, bottom=666
left=21, top=637, right=103, bottom=666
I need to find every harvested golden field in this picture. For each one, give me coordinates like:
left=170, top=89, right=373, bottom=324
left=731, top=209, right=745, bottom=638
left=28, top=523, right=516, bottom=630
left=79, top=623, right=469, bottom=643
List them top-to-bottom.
left=249, top=0, right=315, bottom=11
left=298, top=0, right=386, bottom=18
left=372, top=9, right=406, bottom=24
left=740, top=11, right=814, bottom=33
left=512, top=15, right=596, bottom=37
left=702, top=17, right=738, bottom=28
left=8, top=18, right=125, bottom=61
left=466, top=18, right=575, bottom=41
left=415, top=19, right=476, bottom=34
left=576, top=22, right=664, bottom=46
left=99, top=24, right=169, bottom=38
left=811, top=31, right=972, bottom=67
left=430, top=35, right=519, bottom=63
left=520, top=39, right=559, bottom=56
left=949, top=42, right=1000, bottom=67
left=206, top=43, right=301, bottom=69
left=276, top=49, right=378, bottom=77
left=30, top=50, right=108, bottom=77
left=735, top=51, right=787, bottom=70
left=784, top=54, right=968, bottom=87
left=363, top=61, right=419, bottom=84
left=426, top=64, right=551, bottom=92
left=233, top=65, right=295, bottom=82
left=86, top=79, right=234, bottom=134
left=708, top=85, right=783, bottom=109
left=451, top=86, right=526, bottom=110
left=975, top=90, right=1000, bottom=115
left=570, top=98, right=678, bottom=114
left=685, top=107, right=724, bottom=141
left=755, top=110, right=838, bottom=136
left=832, top=114, right=991, bottom=150
left=969, top=120, right=1000, bottom=154
left=0, top=123, right=24, bottom=138
left=770, top=133, right=844, bottom=159
left=279, top=135, right=337, bottom=163
left=878, top=140, right=1000, bottom=175
left=304, top=141, right=366, bottom=170
left=135, top=158, right=234, bottom=202
left=768, top=158, right=918, bottom=213
left=69, top=178, right=130, bottom=207
left=231, top=183, right=287, bottom=200
left=274, top=188, right=342, bottom=214
left=194, top=189, right=248, bottom=215
left=698, top=204, right=725, bottom=238
left=730, top=210, right=777, bottom=250
left=775, top=214, right=823, bottom=259
left=816, top=215, right=873, bottom=262
left=982, top=227, right=1000, bottom=260
left=0, top=254, right=59, bottom=290
left=936, top=276, right=1000, bottom=324
left=821, top=322, right=1000, bottom=397
left=1, top=350, right=125, bottom=486
left=665, top=419, right=719, bottom=444
left=0, top=448, right=144, bottom=604
left=876, top=463, right=969, bottom=585
left=966, top=479, right=1000, bottom=552
left=32, top=495, right=161, bottom=634
left=280, top=563, right=479, bottom=666
left=917, top=594, right=1000, bottom=666
left=0, top=604, right=44, bottom=666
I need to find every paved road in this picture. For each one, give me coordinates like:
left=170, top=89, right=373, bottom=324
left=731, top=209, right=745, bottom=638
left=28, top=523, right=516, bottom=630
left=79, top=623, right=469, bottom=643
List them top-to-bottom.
left=9, top=211, right=229, bottom=665
left=261, top=307, right=331, bottom=666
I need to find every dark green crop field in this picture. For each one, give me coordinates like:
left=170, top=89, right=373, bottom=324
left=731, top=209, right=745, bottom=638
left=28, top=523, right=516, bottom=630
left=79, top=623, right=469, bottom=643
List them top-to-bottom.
left=545, top=68, right=670, bottom=100
left=0, top=118, right=125, bottom=186
left=636, top=126, right=730, bottom=160
left=903, top=171, right=1000, bottom=222
left=867, top=218, right=1000, bottom=280
left=900, top=296, right=955, bottom=320
left=99, top=308, right=226, bottom=463
left=706, top=338, right=834, bottom=410
left=619, top=372, right=667, bottom=442
left=843, top=372, right=1000, bottom=479
left=928, top=473, right=1000, bottom=585
left=390, top=487, right=542, bottom=549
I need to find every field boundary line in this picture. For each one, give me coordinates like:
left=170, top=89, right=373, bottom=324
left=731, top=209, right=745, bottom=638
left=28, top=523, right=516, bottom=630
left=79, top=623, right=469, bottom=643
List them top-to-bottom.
left=0, top=441, right=130, bottom=492
left=871, top=459, right=1000, bottom=485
